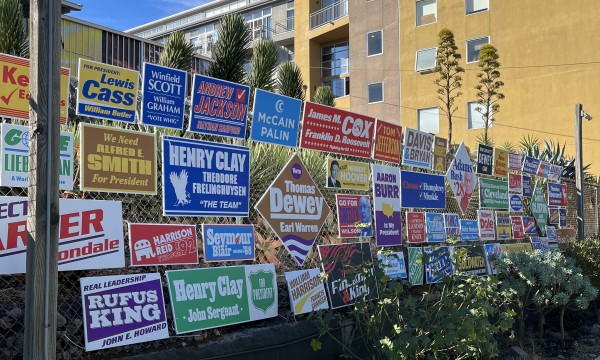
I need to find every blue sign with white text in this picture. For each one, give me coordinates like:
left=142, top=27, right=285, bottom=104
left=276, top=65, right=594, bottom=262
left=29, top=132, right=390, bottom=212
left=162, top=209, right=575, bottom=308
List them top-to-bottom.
left=141, top=63, right=187, bottom=129
left=188, top=74, right=250, bottom=139
left=250, top=89, right=302, bottom=147
left=162, top=136, right=250, bottom=217
left=522, top=156, right=540, bottom=175
left=400, top=170, right=446, bottom=209
left=522, top=175, right=532, bottom=197
left=510, top=194, right=523, bottom=212
left=425, top=213, right=445, bottom=242
left=460, top=220, right=480, bottom=241
left=202, top=224, right=255, bottom=262
left=424, top=246, right=453, bottom=284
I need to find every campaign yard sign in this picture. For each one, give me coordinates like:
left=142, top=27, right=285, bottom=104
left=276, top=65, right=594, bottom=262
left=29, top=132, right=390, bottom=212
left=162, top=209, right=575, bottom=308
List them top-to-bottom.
left=0, top=53, right=70, bottom=124
left=77, top=59, right=139, bottom=123
left=140, top=62, right=187, bottom=129
left=188, top=74, right=249, bottom=139
left=250, top=89, right=302, bottom=147
left=301, top=102, right=375, bottom=159
left=372, top=119, right=402, bottom=163
left=0, top=123, right=73, bottom=189
left=80, top=123, right=157, bottom=195
left=402, top=128, right=434, bottom=169
left=162, top=136, right=250, bottom=217
left=432, top=136, right=448, bottom=172
left=446, top=142, right=477, bottom=214
left=476, top=144, right=494, bottom=175
left=493, top=148, right=509, bottom=178
left=508, top=152, right=522, bottom=171
left=255, top=153, right=330, bottom=265
left=522, top=156, right=540, bottom=175
left=325, top=158, right=370, bottom=190
left=537, top=161, right=552, bottom=179
left=372, top=164, right=402, bottom=246
left=548, top=165, right=562, bottom=182
left=400, top=170, right=446, bottom=209
left=509, top=174, right=522, bottom=194
left=522, top=175, right=533, bottom=197
left=479, top=178, right=509, bottom=209
left=530, top=180, right=549, bottom=235
left=547, top=182, right=567, bottom=207
left=335, top=194, right=373, bottom=238
left=510, top=194, right=524, bottom=212
left=0, top=197, right=124, bottom=274
left=549, top=208, right=560, bottom=225
left=559, top=208, right=567, bottom=228
left=478, top=209, right=496, bottom=241
left=495, top=211, right=512, bottom=240
left=406, top=212, right=426, bottom=243
left=425, top=213, right=445, bottom=242
left=444, top=213, right=460, bottom=237
left=510, top=216, right=525, bottom=239
left=523, top=216, right=538, bottom=235
left=460, top=220, right=480, bottom=241
left=129, top=223, right=198, bottom=266
left=202, top=224, right=255, bottom=262
left=547, top=226, right=558, bottom=243
left=318, top=242, right=378, bottom=309
left=483, top=243, right=503, bottom=275
left=502, top=243, right=533, bottom=255
left=455, top=245, right=487, bottom=275
left=424, top=246, right=453, bottom=284
left=408, top=247, right=424, bottom=286
left=377, top=251, right=408, bottom=279
left=166, top=264, right=277, bottom=334
left=284, top=268, right=329, bottom=315
left=80, top=273, right=168, bottom=351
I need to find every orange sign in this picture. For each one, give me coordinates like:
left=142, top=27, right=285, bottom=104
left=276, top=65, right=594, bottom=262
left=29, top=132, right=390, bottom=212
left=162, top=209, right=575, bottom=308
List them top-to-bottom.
left=0, top=53, right=70, bottom=124
left=493, top=148, right=508, bottom=178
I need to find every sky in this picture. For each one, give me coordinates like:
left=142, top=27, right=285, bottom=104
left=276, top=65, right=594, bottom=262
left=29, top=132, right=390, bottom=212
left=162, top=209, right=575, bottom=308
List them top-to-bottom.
left=69, top=0, right=212, bottom=32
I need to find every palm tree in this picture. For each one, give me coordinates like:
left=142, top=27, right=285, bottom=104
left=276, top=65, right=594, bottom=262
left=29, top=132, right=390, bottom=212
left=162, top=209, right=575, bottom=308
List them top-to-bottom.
left=0, top=0, right=28, bottom=57
left=207, top=13, right=251, bottom=83
left=159, top=31, right=195, bottom=72
left=276, top=62, right=305, bottom=101
left=313, top=86, right=335, bottom=107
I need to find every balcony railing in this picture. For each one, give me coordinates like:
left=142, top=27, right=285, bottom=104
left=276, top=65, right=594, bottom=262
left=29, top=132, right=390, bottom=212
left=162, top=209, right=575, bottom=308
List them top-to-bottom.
left=310, top=0, right=348, bottom=30
left=274, top=17, right=294, bottom=34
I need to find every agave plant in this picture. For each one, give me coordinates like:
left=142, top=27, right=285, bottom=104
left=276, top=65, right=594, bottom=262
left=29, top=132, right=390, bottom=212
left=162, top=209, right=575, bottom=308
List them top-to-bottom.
left=0, top=0, right=28, bottom=57
left=159, top=31, right=195, bottom=72
left=276, top=62, right=305, bottom=101
left=519, top=135, right=592, bottom=180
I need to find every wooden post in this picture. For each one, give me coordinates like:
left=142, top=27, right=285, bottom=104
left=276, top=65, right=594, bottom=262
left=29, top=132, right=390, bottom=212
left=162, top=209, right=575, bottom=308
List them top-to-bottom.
left=23, top=0, right=61, bottom=359
left=575, top=104, right=585, bottom=241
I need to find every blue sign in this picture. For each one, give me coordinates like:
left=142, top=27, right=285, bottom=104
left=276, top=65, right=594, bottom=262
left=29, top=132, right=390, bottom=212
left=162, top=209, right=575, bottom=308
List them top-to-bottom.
left=141, top=63, right=187, bottom=129
left=188, top=74, right=249, bottom=139
left=250, top=89, right=302, bottom=147
left=162, top=136, right=250, bottom=217
left=522, top=156, right=540, bottom=175
left=400, top=171, right=446, bottom=209
left=522, top=175, right=532, bottom=197
left=547, top=182, right=563, bottom=206
left=510, top=194, right=523, bottom=212
left=559, top=208, right=567, bottom=228
left=425, top=213, right=445, bottom=242
left=444, top=213, right=460, bottom=237
left=460, top=220, right=480, bottom=241
left=202, top=224, right=255, bottom=262
left=546, top=226, right=557, bottom=243
left=424, top=246, right=453, bottom=284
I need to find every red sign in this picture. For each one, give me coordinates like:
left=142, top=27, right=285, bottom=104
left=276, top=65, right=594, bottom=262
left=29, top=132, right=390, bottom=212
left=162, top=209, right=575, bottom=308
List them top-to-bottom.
left=300, top=102, right=375, bottom=159
left=372, top=119, right=402, bottom=163
left=508, top=152, right=522, bottom=171
left=508, top=174, right=522, bottom=194
left=335, top=194, right=373, bottom=238
left=406, top=212, right=426, bottom=243
left=510, top=216, right=525, bottom=239
left=128, top=223, right=198, bottom=266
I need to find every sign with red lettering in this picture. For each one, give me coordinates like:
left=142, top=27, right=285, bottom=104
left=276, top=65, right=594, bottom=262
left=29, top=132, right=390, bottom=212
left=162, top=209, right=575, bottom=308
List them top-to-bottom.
left=300, top=102, right=375, bottom=159
left=372, top=119, right=402, bottom=163
left=335, top=194, right=373, bottom=238
left=0, top=197, right=124, bottom=274
left=477, top=209, right=496, bottom=241
left=406, top=212, right=426, bottom=243
left=129, top=223, right=198, bottom=266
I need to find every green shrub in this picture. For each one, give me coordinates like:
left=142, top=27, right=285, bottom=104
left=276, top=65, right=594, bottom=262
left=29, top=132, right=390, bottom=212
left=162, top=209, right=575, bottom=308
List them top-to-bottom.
left=564, top=237, right=600, bottom=290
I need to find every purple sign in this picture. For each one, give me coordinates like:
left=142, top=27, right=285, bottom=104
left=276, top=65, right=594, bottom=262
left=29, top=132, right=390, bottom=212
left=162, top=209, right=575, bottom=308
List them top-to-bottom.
left=372, top=164, right=402, bottom=246
left=522, top=175, right=532, bottom=197
left=80, top=273, right=168, bottom=351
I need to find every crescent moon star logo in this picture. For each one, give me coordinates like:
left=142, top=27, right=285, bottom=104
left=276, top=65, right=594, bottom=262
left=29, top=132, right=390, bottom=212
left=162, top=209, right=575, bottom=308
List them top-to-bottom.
left=275, top=100, right=284, bottom=113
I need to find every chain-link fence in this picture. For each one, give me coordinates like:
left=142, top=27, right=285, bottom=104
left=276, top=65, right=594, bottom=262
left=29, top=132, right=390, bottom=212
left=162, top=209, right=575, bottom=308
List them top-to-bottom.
left=1, top=111, right=599, bottom=359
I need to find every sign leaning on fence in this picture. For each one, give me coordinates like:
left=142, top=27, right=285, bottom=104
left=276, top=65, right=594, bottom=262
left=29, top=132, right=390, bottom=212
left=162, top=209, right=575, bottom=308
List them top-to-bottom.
left=0, top=52, right=70, bottom=124
left=77, top=58, right=139, bottom=123
left=140, top=62, right=187, bottom=129
left=188, top=74, right=250, bottom=138
left=250, top=88, right=302, bottom=147
left=300, top=101, right=375, bottom=159
left=372, top=119, right=402, bottom=163
left=0, top=123, right=74, bottom=190
left=80, top=123, right=157, bottom=194
left=402, top=128, right=434, bottom=169
left=162, top=136, right=250, bottom=217
left=446, top=141, right=477, bottom=214
left=476, top=144, right=494, bottom=175
left=255, top=153, right=330, bottom=265
left=325, top=157, right=370, bottom=190
left=372, top=164, right=402, bottom=246
left=400, top=170, right=446, bottom=209
left=479, top=178, right=509, bottom=209
left=530, top=180, right=549, bottom=235
left=335, top=194, right=373, bottom=238
left=0, top=197, right=124, bottom=274
left=478, top=209, right=496, bottom=241
left=495, top=211, right=512, bottom=240
left=406, top=212, right=426, bottom=243
left=425, top=212, right=445, bottom=243
left=444, top=213, right=460, bottom=237
left=510, top=216, right=525, bottom=239
left=523, top=216, right=538, bottom=235
left=460, top=219, right=480, bottom=241
left=129, top=223, right=198, bottom=266
left=202, top=224, right=255, bottom=262
left=484, top=243, right=503, bottom=275
left=455, top=245, right=487, bottom=275
left=424, top=246, right=453, bottom=284
left=408, top=247, right=424, bottom=286
left=378, top=251, right=408, bottom=279
left=166, top=264, right=278, bottom=334
left=284, top=268, right=329, bottom=315
left=80, top=273, right=169, bottom=351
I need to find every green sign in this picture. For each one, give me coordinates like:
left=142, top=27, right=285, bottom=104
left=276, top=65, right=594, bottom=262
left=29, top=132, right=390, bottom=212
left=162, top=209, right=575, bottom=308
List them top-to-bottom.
left=479, top=178, right=509, bottom=209
left=530, top=180, right=548, bottom=235
left=408, top=247, right=424, bottom=286
left=166, top=264, right=277, bottom=334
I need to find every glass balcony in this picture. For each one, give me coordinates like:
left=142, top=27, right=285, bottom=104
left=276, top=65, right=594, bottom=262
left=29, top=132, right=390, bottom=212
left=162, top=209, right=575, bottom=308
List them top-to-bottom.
left=310, top=0, right=348, bottom=30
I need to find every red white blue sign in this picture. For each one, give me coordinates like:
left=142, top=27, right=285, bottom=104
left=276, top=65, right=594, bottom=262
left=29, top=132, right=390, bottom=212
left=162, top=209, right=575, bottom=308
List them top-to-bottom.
left=522, top=156, right=540, bottom=175
left=400, top=170, right=446, bottom=209
left=522, top=175, right=532, bottom=197
left=547, top=182, right=567, bottom=207
left=202, top=224, right=255, bottom=262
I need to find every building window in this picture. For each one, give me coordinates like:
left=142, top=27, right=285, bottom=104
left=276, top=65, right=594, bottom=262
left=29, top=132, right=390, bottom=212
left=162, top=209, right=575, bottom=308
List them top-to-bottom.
left=416, top=0, right=437, bottom=26
left=466, top=0, right=489, bottom=14
left=244, top=7, right=272, bottom=40
left=190, top=23, right=217, bottom=56
left=367, top=30, right=382, bottom=56
left=466, top=36, right=489, bottom=63
left=322, top=42, right=349, bottom=98
left=415, top=47, right=437, bottom=72
left=323, top=77, right=350, bottom=98
left=368, top=82, right=383, bottom=103
left=468, top=101, right=490, bottom=129
left=417, top=107, right=439, bottom=134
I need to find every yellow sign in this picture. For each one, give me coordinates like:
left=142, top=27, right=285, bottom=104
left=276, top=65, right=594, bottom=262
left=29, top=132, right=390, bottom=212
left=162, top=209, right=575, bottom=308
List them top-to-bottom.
left=0, top=53, right=70, bottom=124
left=76, top=59, right=139, bottom=123
left=493, top=148, right=508, bottom=178
left=326, top=158, right=370, bottom=191
left=501, top=243, right=533, bottom=255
